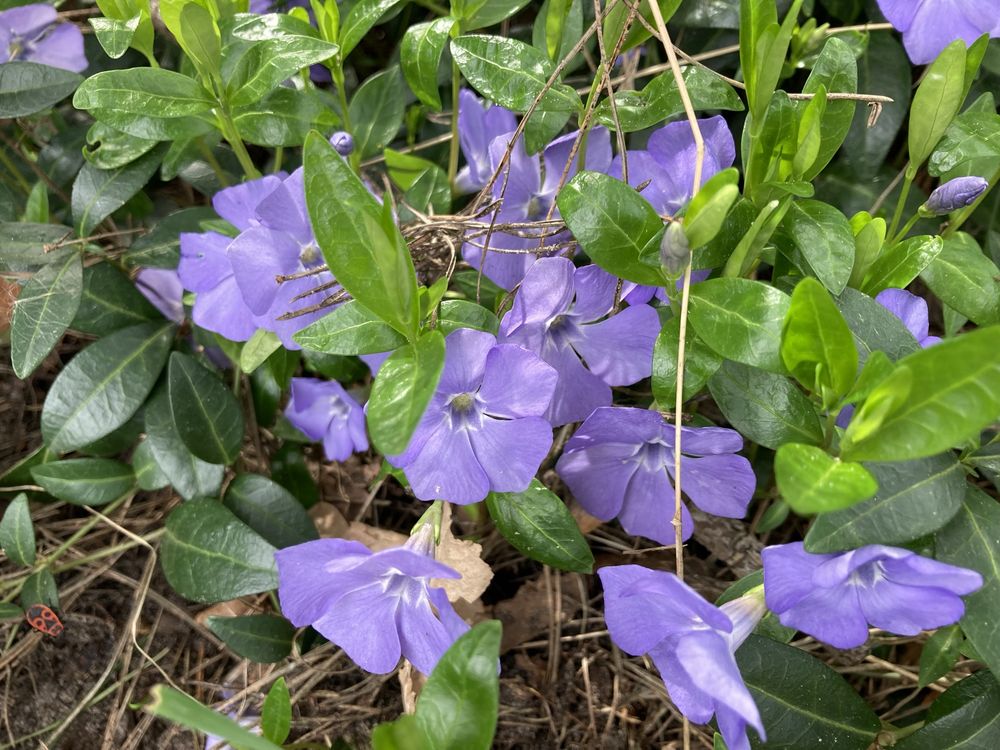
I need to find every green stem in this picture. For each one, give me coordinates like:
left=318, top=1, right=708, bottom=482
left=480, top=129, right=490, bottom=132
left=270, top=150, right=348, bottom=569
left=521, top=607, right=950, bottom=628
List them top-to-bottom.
left=411, top=0, right=449, bottom=14
left=448, top=56, right=462, bottom=190
left=216, top=105, right=260, bottom=179
left=195, top=137, right=229, bottom=187
left=0, top=145, right=33, bottom=194
left=272, top=146, right=284, bottom=174
left=942, top=165, right=1000, bottom=238
left=886, top=172, right=913, bottom=240
left=888, top=212, right=921, bottom=246
left=822, top=409, right=838, bottom=450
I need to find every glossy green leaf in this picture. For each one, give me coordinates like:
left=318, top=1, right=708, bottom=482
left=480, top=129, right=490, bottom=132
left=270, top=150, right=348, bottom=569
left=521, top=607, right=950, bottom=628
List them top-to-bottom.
left=340, top=0, right=405, bottom=57
left=463, top=0, right=531, bottom=26
left=601, top=0, right=682, bottom=56
left=177, top=4, right=221, bottom=80
left=91, top=14, right=141, bottom=59
left=401, top=17, right=455, bottom=109
left=228, top=37, right=339, bottom=107
left=797, top=37, right=857, bottom=180
left=908, top=39, right=968, bottom=169
left=0, top=62, right=83, bottom=118
left=349, top=66, right=408, bottom=158
left=74, top=69, right=214, bottom=117
left=234, top=87, right=339, bottom=148
left=929, top=106, right=1000, bottom=180
left=83, top=122, right=159, bottom=171
left=71, top=144, right=166, bottom=236
left=384, top=148, right=451, bottom=216
left=683, top=168, right=740, bottom=250
left=779, top=200, right=855, bottom=295
left=124, top=207, right=216, bottom=269
left=0, top=223, right=72, bottom=270
left=921, top=233, right=1000, bottom=326
left=862, top=235, right=944, bottom=296
left=10, top=251, right=82, bottom=379
left=72, top=262, right=161, bottom=336
left=688, top=278, right=791, bottom=373
left=835, top=287, right=920, bottom=365
left=294, top=300, right=407, bottom=355
left=439, top=300, right=499, bottom=335
left=651, top=316, right=723, bottom=405
left=42, top=321, right=173, bottom=454
left=239, top=330, right=281, bottom=375
left=367, top=330, right=445, bottom=455
left=168, top=352, right=245, bottom=466
left=144, top=388, right=225, bottom=501
left=132, top=439, right=170, bottom=491
left=775, top=443, right=877, bottom=515
left=805, top=453, right=965, bottom=553
left=31, top=458, right=135, bottom=506
left=223, top=473, right=318, bottom=549
left=485, top=480, right=594, bottom=573
left=0, top=494, right=35, bottom=567
left=162, top=498, right=278, bottom=603
left=206, top=614, right=295, bottom=663
left=415, top=621, right=501, bottom=750
left=918, top=625, right=964, bottom=689
left=897, top=669, right=1000, bottom=749
left=261, top=677, right=292, bottom=745
left=143, top=685, right=282, bottom=750
left=373, top=715, right=431, bottom=750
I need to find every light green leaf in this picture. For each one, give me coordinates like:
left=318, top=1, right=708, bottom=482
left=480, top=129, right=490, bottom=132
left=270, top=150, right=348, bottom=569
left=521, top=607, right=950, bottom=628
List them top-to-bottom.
left=401, top=17, right=455, bottom=109
left=861, top=235, right=943, bottom=295
left=294, top=300, right=407, bottom=355
left=775, top=443, right=877, bottom=515
left=0, top=494, right=36, bottom=567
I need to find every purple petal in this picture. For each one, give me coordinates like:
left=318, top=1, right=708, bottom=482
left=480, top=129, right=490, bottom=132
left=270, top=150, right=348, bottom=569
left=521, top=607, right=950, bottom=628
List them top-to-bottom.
left=876, top=0, right=919, bottom=30
left=902, top=0, right=1000, bottom=64
left=1, top=4, right=56, bottom=36
left=26, top=23, right=86, bottom=73
left=456, top=90, right=517, bottom=194
left=646, top=116, right=736, bottom=213
left=539, top=126, right=612, bottom=200
left=487, top=131, right=539, bottom=214
left=609, top=150, right=676, bottom=215
left=255, top=169, right=311, bottom=242
left=212, top=175, right=283, bottom=231
left=461, top=225, right=542, bottom=292
left=228, top=227, right=302, bottom=314
left=178, top=232, right=233, bottom=292
left=498, top=256, right=576, bottom=338
left=571, top=264, right=617, bottom=323
left=136, top=268, right=184, bottom=322
left=264, top=271, right=338, bottom=349
left=191, top=276, right=258, bottom=341
left=875, top=288, right=930, bottom=342
left=574, top=304, right=659, bottom=386
left=439, top=328, right=495, bottom=395
left=542, top=342, right=612, bottom=426
left=478, top=344, right=557, bottom=419
left=286, top=377, right=341, bottom=439
left=564, top=406, right=662, bottom=449
left=469, top=416, right=552, bottom=493
left=397, top=419, right=490, bottom=504
left=668, top=425, right=745, bottom=456
left=557, top=441, right=636, bottom=520
left=672, top=454, right=755, bottom=519
left=618, top=464, right=692, bottom=545
left=276, top=538, right=373, bottom=625
left=762, top=542, right=832, bottom=612
left=811, top=545, right=915, bottom=587
left=361, top=547, right=460, bottom=581
left=881, top=555, right=983, bottom=595
left=859, top=581, right=967, bottom=636
left=312, top=583, right=403, bottom=673
left=774, top=584, right=870, bottom=648
left=396, top=588, right=466, bottom=675
left=673, top=630, right=762, bottom=732
left=652, top=639, right=717, bottom=724
left=716, top=704, right=762, bottom=750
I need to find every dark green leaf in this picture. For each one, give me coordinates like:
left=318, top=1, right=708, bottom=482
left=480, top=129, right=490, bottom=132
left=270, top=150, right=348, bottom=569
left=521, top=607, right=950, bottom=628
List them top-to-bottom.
left=464, top=0, right=531, bottom=26
left=401, top=17, right=455, bottom=109
left=228, top=37, right=339, bottom=107
left=797, top=37, right=857, bottom=179
left=908, top=40, right=967, bottom=169
left=0, top=62, right=82, bottom=118
left=349, top=67, right=407, bottom=158
left=234, top=87, right=339, bottom=147
left=929, top=107, right=1000, bottom=180
left=84, top=122, right=160, bottom=170
left=72, top=144, right=167, bottom=236
left=384, top=149, right=452, bottom=215
left=779, top=200, right=855, bottom=295
left=124, top=207, right=216, bottom=269
left=0, top=223, right=72, bottom=271
left=921, top=233, right=1000, bottom=326
left=862, top=235, right=944, bottom=296
left=10, top=251, right=82, bottom=378
left=72, top=262, right=161, bottom=336
left=835, top=287, right=920, bottom=365
left=439, top=300, right=499, bottom=335
left=652, top=316, right=722, bottom=405
left=168, top=352, right=245, bottom=465
left=144, top=388, right=225, bottom=501
left=132, top=439, right=170, bottom=491
left=774, top=443, right=877, bottom=515
left=270, top=444, right=318, bottom=509
left=31, top=459, right=135, bottom=506
left=223, top=473, right=318, bottom=549
left=0, top=494, right=36, bottom=567
left=20, top=569, right=59, bottom=610
left=206, top=614, right=295, bottom=663
left=918, top=625, right=964, bottom=689
left=896, top=669, right=1000, bottom=748
left=261, top=677, right=292, bottom=744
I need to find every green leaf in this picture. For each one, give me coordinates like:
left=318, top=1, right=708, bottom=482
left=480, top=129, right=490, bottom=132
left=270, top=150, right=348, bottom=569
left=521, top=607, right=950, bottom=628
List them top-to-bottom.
left=340, top=0, right=405, bottom=57
left=463, top=0, right=531, bottom=27
left=177, top=4, right=221, bottom=81
left=90, top=14, right=141, bottom=59
left=401, top=17, right=455, bottom=109
left=451, top=35, right=580, bottom=114
left=228, top=36, right=339, bottom=107
left=797, top=37, right=857, bottom=180
left=908, top=39, right=968, bottom=169
left=0, top=62, right=83, bottom=118
left=348, top=66, right=408, bottom=158
left=593, top=66, right=743, bottom=133
left=74, top=69, right=214, bottom=117
left=234, top=87, right=339, bottom=148
left=929, top=106, right=1000, bottom=180
left=86, top=107, right=214, bottom=141
left=84, top=122, right=160, bottom=171
left=305, top=132, right=420, bottom=337
left=72, top=144, right=166, bottom=236
left=384, top=149, right=451, bottom=215
left=683, top=168, right=740, bottom=250
left=558, top=171, right=665, bottom=286
left=779, top=200, right=855, bottom=295
left=124, top=207, right=216, bottom=269
left=0, top=223, right=72, bottom=271
left=921, top=233, right=1000, bottom=326
left=861, top=235, right=944, bottom=296
left=10, top=251, right=83, bottom=379
left=72, top=262, right=161, bottom=336
left=781, top=277, right=857, bottom=403
left=688, top=278, right=791, bottom=373
left=835, top=287, right=920, bottom=365
left=294, top=300, right=407, bottom=355
left=439, top=300, right=499, bottom=335
left=651, top=316, right=722, bottom=405
left=42, top=321, right=173, bottom=454
left=842, top=326, right=1000, bottom=462
left=239, top=330, right=281, bottom=374
left=367, top=330, right=445, bottom=455
left=167, top=352, right=244, bottom=466
left=708, top=360, right=823, bottom=449
left=144, top=388, right=225, bottom=501
left=132, top=439, right=170, bottom=491
left=775, top=443, right=877, bottom=515
left=270, top=444, right=318, bottom=509
left=805, top=453, right=966, bottom=553
left=31, top=459, right=135, bottom=506
left=223, top=473, right=318, bottom=549
left=485, top=480, right=594, bottom=573
left=935, top=486, right=1000, bottom=678
left=0, top=494, right=36, bottom=567
left=162, top=498, right=278, bottom=603
left=20, top=569, right=59, bottom=610
left=0, top=603, right=23, bottom=621
left=206, top=614, right=295, bottom=663
left=415, top=621, right=501, bottom=749
left=918, top=625, right=964, bottom=688
left=736, top=634, right=880, bottom=750
left=896, top=669, right=1000, bottom=749
left=261, top=677, right=292, bottom=745
left=143, top=685, right=281, bottom=750
left=373, top=715, right=431, bottom=750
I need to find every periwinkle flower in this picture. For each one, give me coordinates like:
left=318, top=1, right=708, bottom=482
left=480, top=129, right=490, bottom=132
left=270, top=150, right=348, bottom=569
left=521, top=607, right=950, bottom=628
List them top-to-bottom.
left=877, top=0, right=1000, bottom=64
left=0, top=4, right=86, bottom=72
left=455, top=89, right=517, bottom=195
left=330, top=131, right=355, bottom=157
left=923, top=176, right=989, bottom=215
left=498, top=258, right=660, bottom=426
left=136, top=268, right=185, bottom=323
left=620, top=269, right=712, bottom=307
left=875, top=288, right=941, bottom=347
left=388, top=328, right=558, bottom=504
left=285, top=377, right=368, bottom=461
left=556, top=407, right=756, bottom=545
left=276, top=523, right=469, bottom=675
left=763, top=542, right=983, bottom=649
left=599, top=565, right=766, bottom=750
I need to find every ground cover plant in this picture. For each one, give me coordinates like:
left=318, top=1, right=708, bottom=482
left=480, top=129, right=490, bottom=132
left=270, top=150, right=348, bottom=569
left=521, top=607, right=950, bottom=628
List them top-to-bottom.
left=2, top=0, right=1000, bottom=747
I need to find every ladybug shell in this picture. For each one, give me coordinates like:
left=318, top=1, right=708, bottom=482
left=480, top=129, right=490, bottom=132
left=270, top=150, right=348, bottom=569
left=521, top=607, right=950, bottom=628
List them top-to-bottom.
left=25, top=604, right=64, bottom=637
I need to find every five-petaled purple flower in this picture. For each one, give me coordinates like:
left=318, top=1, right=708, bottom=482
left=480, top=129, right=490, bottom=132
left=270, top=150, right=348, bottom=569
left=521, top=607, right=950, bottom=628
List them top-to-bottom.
left=877, top=0, right=1000, bottom=64
left=0, top=4, right=86, bottom=72
left=455, top=90, right=517, bottom=195
left=498, top=258, right=660, bottom=426
left=876, top=288, right=941, bottom=348
left=388, top=328, right=557, bottom=504
left=285, top=377, right=368, bottom=461
left=557, top=407, right=756, bottom=545
left=276, top=523, right=468, bottom=675
left=763, top=542, right=983, bottom=648
left=599, top=565, right=766, bottom=750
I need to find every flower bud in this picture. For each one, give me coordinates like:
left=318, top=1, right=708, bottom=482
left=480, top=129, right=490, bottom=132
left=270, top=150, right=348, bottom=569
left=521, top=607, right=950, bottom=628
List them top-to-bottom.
left=330, top=131, right=355, bottom=157
left=922, top=176, right=989, bottom=216
left=659, top=221, right=691, bottom=277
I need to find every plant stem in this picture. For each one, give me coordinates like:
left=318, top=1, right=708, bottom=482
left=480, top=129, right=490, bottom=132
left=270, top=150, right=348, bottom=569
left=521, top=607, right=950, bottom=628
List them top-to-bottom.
left=448, top=56, right=462, bottom=191
left=217, top=109, right=260, bottom=179
left=195, top=137, right=229, bottom=187
left=886, top=172, right=913, bottom=240
left=888, top=212, right=921, bottom=245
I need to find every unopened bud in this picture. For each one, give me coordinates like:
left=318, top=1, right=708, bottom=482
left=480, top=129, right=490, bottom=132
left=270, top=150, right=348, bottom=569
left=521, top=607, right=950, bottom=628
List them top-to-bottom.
left=330, top=131, right=355, bottom=157
left=922, top=176, right=989, bottom=216
left=659, top=221, right=691, bottom=277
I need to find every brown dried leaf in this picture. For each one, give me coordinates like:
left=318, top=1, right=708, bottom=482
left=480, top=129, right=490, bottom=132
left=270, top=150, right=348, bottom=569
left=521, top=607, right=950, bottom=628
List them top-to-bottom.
left=433, top=504, right=492, bottom=605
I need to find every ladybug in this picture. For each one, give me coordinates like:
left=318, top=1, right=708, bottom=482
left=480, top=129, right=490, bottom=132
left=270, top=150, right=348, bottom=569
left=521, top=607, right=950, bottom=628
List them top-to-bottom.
left=24, top=604, right=63, bottom=637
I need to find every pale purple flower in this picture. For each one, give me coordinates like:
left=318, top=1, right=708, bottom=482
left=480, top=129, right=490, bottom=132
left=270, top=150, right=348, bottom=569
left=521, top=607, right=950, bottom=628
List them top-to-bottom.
left=877, top=0, right=1000, bottom=64
left=0, top=4, right=86, bottom=72
left=455, top=89, right=517, bottom=195
left=610, top=116, right=735, bottom=217
left=462, top=126, right=613, bottom=290
left=330, top=131, right=355, bottom=157
left=924, top=176, right=989, bottom=215
left=498, top=258, right=660, bottom=426
left=136, top=268, right=185, bottom=323
left=621, top=269, right=712, bottom=306
left=875, top=289, right=941, bottom=347
left=388, top=329, right=557, bottom=504
left=285, top=377, right=368, bottom=461
left=556, top=407, right=756, bottom=545
left=276, top=524, right=468, bottom=675
left=763, top=542, right=983, bottom=648
left=599, top=565, right=766, bottom=750
left=204, top=710, right=260, bottom=750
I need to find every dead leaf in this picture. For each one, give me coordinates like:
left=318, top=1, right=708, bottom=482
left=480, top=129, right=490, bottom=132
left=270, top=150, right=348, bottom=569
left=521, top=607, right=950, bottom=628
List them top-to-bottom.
left=570, top=502, right=603, bottom=534
left=433, top=504, right=492, bottom=605
left=196, top=598, right=257, bottom=625
left=398, top=661, right=426, bottom=713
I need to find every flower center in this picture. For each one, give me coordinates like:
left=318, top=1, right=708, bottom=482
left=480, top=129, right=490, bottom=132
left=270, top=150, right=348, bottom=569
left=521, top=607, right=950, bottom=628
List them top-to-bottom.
left=300, top=242, right=320, bottom=266
left=446, top=392, right=483, bottom=430
left=328, top=395, right=350, bottom=421
left=634, top=438, right=674, bottom=470
left=850, top=561, right=887, bottom=588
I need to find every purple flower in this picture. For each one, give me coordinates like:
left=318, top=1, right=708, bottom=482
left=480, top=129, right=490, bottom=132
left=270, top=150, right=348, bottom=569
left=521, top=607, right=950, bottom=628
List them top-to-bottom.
left=877, top=0, right=1000, bottom=64
left=0, top=4, right=86, bottom=72
left=456, top=89, right=517, bottom=195
left=610, top=116, right=736, bottom=217
left=462, top=126, right=613, bottom=290
left=330, top=131, right=355, bottom=157
left=924, top=176, right=990, bottom=215
left=497, top=258, right=660, bottom=426
left=136, top=268, right=185, bottom=323
left=620, top=269, right=713, bottom=306
left=875, top=288, right=941, bottom=347
left=388, top=329, right=557, bottom=504
left=285, top=377, right=368, bottom=461
left=556, top=407, right=756, bottom=545
left=276, top=524, right=469, bottom=675
left=763, top=542, right=983, bottom=648
left=599, top=565, right=766, bottom=750
left=205, top=711, right=260, bottom=750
